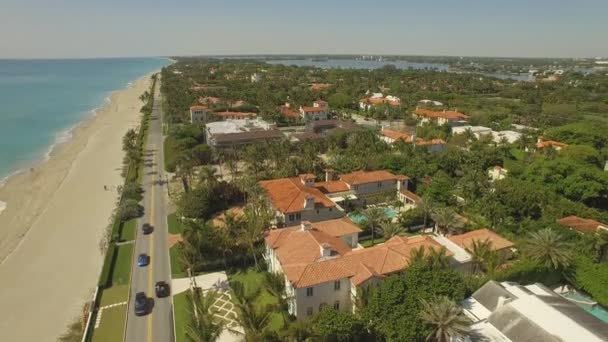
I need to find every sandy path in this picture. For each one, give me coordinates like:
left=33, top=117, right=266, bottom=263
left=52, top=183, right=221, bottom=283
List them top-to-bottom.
left=0, top=74, right=152, bottom=341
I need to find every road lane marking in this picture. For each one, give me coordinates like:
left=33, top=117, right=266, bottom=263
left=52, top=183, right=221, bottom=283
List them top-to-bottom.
left=147, top=144, right=156, bottom=342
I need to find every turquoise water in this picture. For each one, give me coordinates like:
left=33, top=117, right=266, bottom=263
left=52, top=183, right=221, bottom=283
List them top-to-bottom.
left=0, top=58, right=170, bottom=181
left=348, top=207, right=397, bottom=224
left=562, top=290, right=608, bottom=323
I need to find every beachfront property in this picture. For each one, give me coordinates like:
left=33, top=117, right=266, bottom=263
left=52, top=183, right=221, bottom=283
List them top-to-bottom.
left=359, top=94, right=401, bottom=110
left=300, top=100, right=329, bottom=122
left=189, top=105, right=210, bottom=123
left=413, top=107, right=470, bottom=126
left=204, top=118, right=284, bottom=149
left=378, top=127, right=446, bottom=153
left=258, top=170, right=412, bottom=226
left=557, top=215, right=608, bottom=234
left=265, top=223, right=514, bottom=319
left=265, top=223, right=449, bottom=318
left=461, top=280, right=608, bottom=341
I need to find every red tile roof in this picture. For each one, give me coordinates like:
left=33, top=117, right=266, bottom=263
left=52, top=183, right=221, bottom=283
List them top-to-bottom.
left=310, top=83, right=332, bottom=91
left=360, top=97, right=401, bottom=106
left=314, top=100, right=328, bottom=105
left=190, top=105, right=208, bottom=110
left=279, top=105, right=299, bottom=118
left=301, top=106, right=327, bottom=113
left=414, top=108, right=470, bottom=120
left=379, top=129, right=412, bottom=142
left=414, top=138, right=446, bottom=146
left=536, top=139, right=568, bottom=149
left=340, top=170, right=407, bottom=185
left=259, top=177, right=336, bottom=214
left=315, top=180, right=350, bottom=194
left=400, top=189, right=421, bottom=202
left=557, top=216, right=608, bottom=234
left=448, top=229, right=514, bottom=251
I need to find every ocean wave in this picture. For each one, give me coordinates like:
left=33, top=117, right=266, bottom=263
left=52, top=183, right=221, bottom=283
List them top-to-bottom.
left=44, top=125, right=76, bottom=160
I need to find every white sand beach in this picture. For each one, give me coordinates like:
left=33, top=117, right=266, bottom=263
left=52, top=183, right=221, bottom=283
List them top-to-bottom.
left=0, top=74, right=153, bottom=341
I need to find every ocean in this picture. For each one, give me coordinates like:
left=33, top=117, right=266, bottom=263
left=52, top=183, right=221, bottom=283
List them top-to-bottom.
left=0, top=58, right=170, bottom=183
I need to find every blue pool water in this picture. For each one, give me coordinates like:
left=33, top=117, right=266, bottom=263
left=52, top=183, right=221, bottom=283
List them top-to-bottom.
left=0, top=58, right=171, bottom=181
left=348, top=207, right=397, bottom=224
left=562, top=290, right=608, bottom=323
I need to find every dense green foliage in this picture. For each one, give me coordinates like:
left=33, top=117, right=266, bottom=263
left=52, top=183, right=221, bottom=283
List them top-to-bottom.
left=363, top=265, right=467, bottom=341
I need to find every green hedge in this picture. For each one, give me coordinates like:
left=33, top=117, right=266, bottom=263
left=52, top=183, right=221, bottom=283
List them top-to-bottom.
left=570, top=256, right=608, bottom=307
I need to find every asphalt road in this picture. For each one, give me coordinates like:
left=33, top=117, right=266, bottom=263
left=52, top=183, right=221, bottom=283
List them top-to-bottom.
left=125, top=79, right=174, bottom=342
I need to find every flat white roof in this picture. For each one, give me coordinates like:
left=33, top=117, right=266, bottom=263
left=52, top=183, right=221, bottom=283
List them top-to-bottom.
left=206, top=118, right=272, bottom=135
left=452, top=125, right=492, bottom=134
left=432, top=235, right=471, bottom=263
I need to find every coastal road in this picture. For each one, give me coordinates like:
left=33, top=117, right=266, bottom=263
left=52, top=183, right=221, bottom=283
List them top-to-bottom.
left=125, top=79, right=175, bottom=342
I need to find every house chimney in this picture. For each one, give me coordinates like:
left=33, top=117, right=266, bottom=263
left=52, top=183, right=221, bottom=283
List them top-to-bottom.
left=324, top=169, right=335, bottom=182
left=303, top=196, right=315, bottom=209
left=300, top=221, right=313, bottom=231
left=320, top=243, right=332, bottom=257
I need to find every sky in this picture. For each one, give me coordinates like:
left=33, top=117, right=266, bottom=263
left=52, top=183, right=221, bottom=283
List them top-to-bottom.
left=1, top=0, right=608, bottom=59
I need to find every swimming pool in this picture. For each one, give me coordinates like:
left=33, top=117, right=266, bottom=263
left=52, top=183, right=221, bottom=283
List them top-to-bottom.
left=348, top=207, right=398, bottom=224
left=561, top=290, right=608, bottom=323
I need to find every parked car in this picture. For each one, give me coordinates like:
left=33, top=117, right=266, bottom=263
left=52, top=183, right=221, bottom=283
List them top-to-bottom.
left=142, top=223, right=153, bottom=235
left=137, top=253, right=150, bottom=267
left=155, top=281, right=170, bottom=298
left=134, top=292, right=148, bottom=316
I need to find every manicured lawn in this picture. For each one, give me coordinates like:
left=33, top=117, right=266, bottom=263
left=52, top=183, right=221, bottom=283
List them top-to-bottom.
left=168, top=213, right=186, bottom=235
left=120, top=219, right=137, bottom=241
left=360, top=236, right=387, bottom=248
left=112, top=244, right=134, bottom=285
left=170, top=245, right=188, bottom=278
left=229, top=268, right=285, bottom=332
left=99, top=284, right=129, bottom=306
left=173, top=291, right=189, bottom=342
left=91, top=304, right=126, bottom=342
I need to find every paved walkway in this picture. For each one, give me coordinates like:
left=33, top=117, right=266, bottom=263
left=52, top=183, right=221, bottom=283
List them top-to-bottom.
left=173, top=271, right=241, bottom=341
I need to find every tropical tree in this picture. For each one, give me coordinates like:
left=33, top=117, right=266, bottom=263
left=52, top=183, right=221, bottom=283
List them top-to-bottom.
left=198, top=165, right=220, bottom=187
left=417, top=197, right=436, bottom=230
left=364, top=207, right=387, bottom=246
left=431, top=207, right=457, bottom=235
left=238, top=212, right=266, bottom=268
left=378, top=221, right=405, bottom=239
left=524, top=228, right=572, bottom=270
left=594, top=230, right=608, bottom=263
left=465, top=239, right=494, bottom=274
left=426, top=247, right=451, bottom=270
left=264, top=271, right=289, bottom=323
left=230, top=282, right=274, bottom=341
left=186, top=289, right=224, bottom=342
left=419, top=296, right=470, bottom=342
left=281, top=320, right=316, bottom=342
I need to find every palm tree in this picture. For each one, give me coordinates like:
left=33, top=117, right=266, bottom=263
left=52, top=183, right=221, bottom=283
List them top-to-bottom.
left=198, top=165, right=220, bottom=187
left=417, top=197, right=436, bottom=230
left=364, top=207, right=387, bottom=246
left=431, top=207, right=457, bottom=235
left=239, top=212, right=265, bottom=268
left=378, top=221, right=405, bottom=239
left=524, top=228, right=572, bottom=270
left=594, top=230, right=608, bottom=263
left=465, top=239, right=494, bottom=274
left=410, top=245, right=428, bottom=265
left=426, top=247, right=450, bottom=270
left=264, top=272, right=290, bottom=323
left=186, top=289, right=224, bottom=342
left=419, top=296, right=470, bottom=342
left=281, top=320, right=316, bottom=342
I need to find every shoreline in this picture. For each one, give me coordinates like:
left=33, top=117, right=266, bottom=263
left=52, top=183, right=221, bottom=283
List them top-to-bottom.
left=0, top=71, right=156, bottom=341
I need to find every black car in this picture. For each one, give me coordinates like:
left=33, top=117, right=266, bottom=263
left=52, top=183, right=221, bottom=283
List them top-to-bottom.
left=142, top=223, right=153, bottom=235
left=155, top=281, right=170, bottom=298
left=134, top=292, right=148, bottom=316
